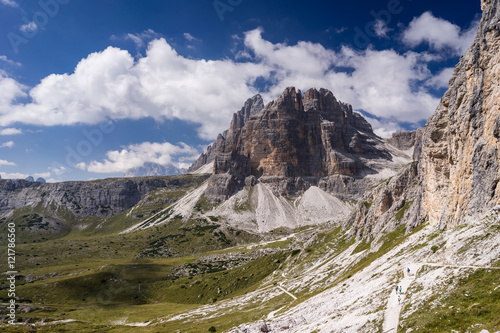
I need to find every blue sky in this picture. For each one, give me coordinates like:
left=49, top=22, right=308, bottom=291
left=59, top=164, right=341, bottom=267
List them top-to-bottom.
left=0, top=0, right=482, bottom=181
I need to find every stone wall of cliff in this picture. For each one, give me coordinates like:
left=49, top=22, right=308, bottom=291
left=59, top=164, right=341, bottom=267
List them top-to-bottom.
left=349, top=0, right=500, bottom=238
left=420, top=0, right=500, bottom=228
left=205, top=87, right=397, bottom=202
left=187, top=95, right=264, bottom=173
left=0, top=175, right=208, bottom=218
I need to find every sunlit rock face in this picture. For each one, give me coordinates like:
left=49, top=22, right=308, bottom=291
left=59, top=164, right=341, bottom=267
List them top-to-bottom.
left=205, top=87, right=397, bottom=202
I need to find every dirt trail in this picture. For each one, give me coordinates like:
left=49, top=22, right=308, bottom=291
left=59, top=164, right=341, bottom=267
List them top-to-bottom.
left=383, top=262, right=500, bottom=332
left=382, top=263, right=421, bottom=333
left=421, top=263, right=500, bottom=270
left=277, top=285, right=297, bottom=300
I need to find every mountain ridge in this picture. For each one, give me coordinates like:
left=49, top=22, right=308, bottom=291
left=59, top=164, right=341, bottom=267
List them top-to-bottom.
left=348, top=0, right=500, bottom=240
left=202, top=86, right=414, bottom=205
left=124, top=162, right=186, bottom=177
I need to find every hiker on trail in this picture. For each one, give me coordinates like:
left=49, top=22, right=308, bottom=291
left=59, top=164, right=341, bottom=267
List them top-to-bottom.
left=407, top=267, right=410, bottom=276
left=395, top=285, right=398, bottom=293
left=399, top=286, right=402, bottom=294
left=398, top=295, right=401, bottom=304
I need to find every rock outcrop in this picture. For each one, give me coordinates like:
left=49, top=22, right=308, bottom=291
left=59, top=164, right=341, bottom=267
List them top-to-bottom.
left=350, top=0, right=500, bottom=238
left=420, top=0, right=500, bottom=228
left=205, top=87, right=406, bottom=202
left=187, top=94, right=264, bottom=173
left=385, top=129, right=423, bottom=161
left=347, top=161, right=422, bottom=239
left=0, top=176, right=208, bottom=218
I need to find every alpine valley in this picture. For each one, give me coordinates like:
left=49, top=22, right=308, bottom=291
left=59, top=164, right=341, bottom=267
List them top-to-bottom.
left=1, top=0, right=499, bottom=332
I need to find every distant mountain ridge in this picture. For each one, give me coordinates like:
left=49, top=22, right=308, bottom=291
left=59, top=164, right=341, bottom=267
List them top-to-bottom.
left=124, top=162, right=186, bottom=177
left=0, top=175, right=208, bottom=219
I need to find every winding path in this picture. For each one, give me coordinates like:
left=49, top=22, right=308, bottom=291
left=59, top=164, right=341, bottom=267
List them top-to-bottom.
left=382, top=263, right=500, bottom=332
left=382, top=263, right=421, bottom=333
left=420, top=263, right=500, bottom=270
left=277, top=285, right=297, bottom=300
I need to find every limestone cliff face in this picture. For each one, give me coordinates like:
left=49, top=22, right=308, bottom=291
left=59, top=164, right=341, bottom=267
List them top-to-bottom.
left=350, top=0, right=500, bottom=238
left=420, top=0, right=500, bottom=228
left=205, top=87, right=399, bottom=202
left=187, top=95, right=264, bottom=173
left=385, top=129, right=423, bottom=160
left=347, top=161, right=422, bottom=239
left=0, top=176, right=208, bottom=218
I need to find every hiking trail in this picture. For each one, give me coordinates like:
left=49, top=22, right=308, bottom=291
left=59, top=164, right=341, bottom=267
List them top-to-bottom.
left=382, top=262, right=500, bottom=332
left=382, top=263, right=421, bottom=333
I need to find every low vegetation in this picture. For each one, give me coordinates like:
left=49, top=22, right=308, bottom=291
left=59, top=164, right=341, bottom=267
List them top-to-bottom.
left=0, top=173, right=497, bottom=332
left=395, top=200, right=413, bottom=221
left=400, top=269, right=500, bottom=332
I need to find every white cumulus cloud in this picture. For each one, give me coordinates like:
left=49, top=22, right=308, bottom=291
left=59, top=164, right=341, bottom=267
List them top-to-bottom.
left=0, top=0, right=18, bottom=7
left=402, top=12, right=479, bottom=56
left=0, top=15, right=479, bottom=141
left=373, top=20, right=392, bottom=38
left=20, top=21, right=38, bottom=33
left=244, top=28, right=440, bottom=123
left=0, top=40, right=267, bottom=139
left=0, top=55, right=21, bottom=67
left=426, top=67, right=455, bottom=89
left=0, top=71, right=27, bottom=107
left=363, top=115, right=405, bottom=139
left=0, top=127, right=22, bottom=135
left=0, top=141, right=14, bottom=148
left=77, top=141, right=199, bottom=173
left=0, top=159, right=15, bottom=166
left=49, top=165, right=67, bottom=176
left=0, top=172, right=28, bottom=180
left=34, top=172, right=50, bottom=178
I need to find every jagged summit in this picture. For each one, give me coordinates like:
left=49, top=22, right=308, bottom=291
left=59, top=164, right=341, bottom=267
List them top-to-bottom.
left=212, top=86, right=385, bottom=179
left=170, top=87, right=416, bottom=232
left=198, top=87, right=409, bottom=203
left=229, top=93, right=264, bottom=132
left=187, top=94, right=265, bottom=173
left=22, top=176, right=46, bottom=183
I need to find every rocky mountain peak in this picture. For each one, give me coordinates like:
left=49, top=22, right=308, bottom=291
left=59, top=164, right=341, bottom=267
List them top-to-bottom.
left=350, top=0, right=500, bottom=237
left=482, top=0, right=493, bottom=10
left=204, top=86, right=409, bottom=202
left=268, top=86, right=304, bottom=115
left=303, top=87, right=338, bottom=112
left=187, top=94, right=265, bottom=173
left=230, top=94, right=264, bottom=132
left=385, top=129, right=424, bottom=160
